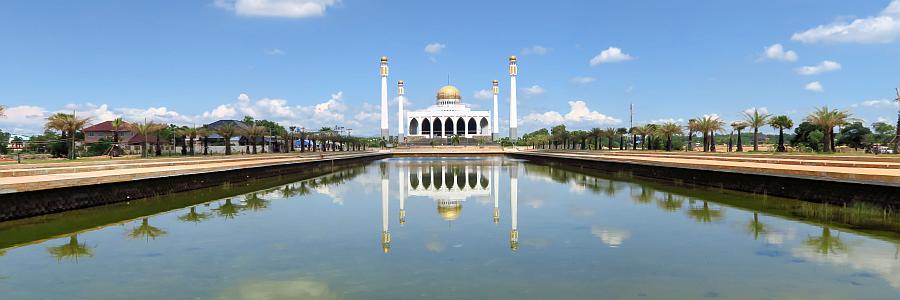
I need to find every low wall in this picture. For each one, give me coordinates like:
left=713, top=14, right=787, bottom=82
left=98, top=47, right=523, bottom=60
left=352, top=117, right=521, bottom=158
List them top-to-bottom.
left=0, top=153, right=387, bottom=221
left=511, top=153, right=898, bottom=206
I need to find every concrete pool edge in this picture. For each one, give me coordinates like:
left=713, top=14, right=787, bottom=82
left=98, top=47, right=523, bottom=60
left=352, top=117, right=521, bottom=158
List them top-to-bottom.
left=510, top=152, right=898, bottom=206
left=0, top=153, right=388, bottom=221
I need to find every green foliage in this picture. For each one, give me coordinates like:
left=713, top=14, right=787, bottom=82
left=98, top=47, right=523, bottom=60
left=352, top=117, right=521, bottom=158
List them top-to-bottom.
left=791, top=122, right=822, bottom=152
left=837, top=122, right=872, bottom=149
left=871, top=122, right=896, bottom=144
left=0, top=129, right=9, bottom=154
left=86, top=138, right=113, bottom=156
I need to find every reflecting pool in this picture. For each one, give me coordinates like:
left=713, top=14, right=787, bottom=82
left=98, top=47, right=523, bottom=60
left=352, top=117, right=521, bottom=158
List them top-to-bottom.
left=1, top=157, right=900, bottom=299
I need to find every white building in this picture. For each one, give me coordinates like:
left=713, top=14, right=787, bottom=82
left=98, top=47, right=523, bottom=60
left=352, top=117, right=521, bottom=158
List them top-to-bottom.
left=406, top=85, right=492, bottom=139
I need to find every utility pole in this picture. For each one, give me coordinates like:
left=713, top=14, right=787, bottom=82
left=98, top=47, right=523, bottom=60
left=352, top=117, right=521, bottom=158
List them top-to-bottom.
left=893, top=88, right=900, bottom=153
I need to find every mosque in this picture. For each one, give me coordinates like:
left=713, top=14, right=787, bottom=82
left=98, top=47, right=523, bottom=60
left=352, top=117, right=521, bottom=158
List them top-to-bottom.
left=379, top=56, right=519, bottom=142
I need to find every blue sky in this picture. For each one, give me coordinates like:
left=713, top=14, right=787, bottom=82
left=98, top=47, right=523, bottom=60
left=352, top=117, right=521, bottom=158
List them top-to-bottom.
left=1, top=0, right=899, bottom=136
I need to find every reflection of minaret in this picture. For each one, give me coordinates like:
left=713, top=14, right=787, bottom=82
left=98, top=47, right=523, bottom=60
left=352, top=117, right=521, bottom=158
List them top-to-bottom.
left=380, top=56, right=390, bottom=140
left=508, top=56, right=518, bottom=141
left=492, top=79, right=499, bottom=141
left=397, top=80, right=405, bottom=141
left=492, top=163, right=500, bottom=224
left=510, top=164, right=519, bottom=251
left=398, top=165, right=406, bottom=225
left=381, top=167, right=391, bottom=253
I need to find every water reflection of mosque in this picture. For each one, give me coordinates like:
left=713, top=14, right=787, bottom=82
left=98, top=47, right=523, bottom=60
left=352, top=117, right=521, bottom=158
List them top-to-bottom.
left=380, top=159, right=519, bottom=253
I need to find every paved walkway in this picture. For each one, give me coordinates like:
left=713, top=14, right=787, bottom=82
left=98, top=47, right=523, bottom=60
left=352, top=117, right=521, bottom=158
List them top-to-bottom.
left=519, top=150, right=900, bottom=186
left=0, top=152, right=382, bottom=193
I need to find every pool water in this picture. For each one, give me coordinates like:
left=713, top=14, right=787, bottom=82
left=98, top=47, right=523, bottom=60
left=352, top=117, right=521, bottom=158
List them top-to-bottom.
left=1, top=156, right=899, bottom=299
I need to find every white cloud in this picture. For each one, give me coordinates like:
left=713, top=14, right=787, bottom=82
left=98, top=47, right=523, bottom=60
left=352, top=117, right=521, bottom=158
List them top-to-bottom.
left=214, top=0, right=338, bottom=18
left=792, top=0, right=900, bottom=44
left=424, top=43, right=446, bottom=54
left=761, top=43, right=798, bottom=61
left=521, top=45, right=550, bottom=56
left=590, top=47, right=634, bottom=66
left=264, top=48, right=285, bottom=55
left=795, top=60, right=841, bottom=75
left=571, top=76, right=596, bottom=84
left=804, top=81, right=824, bottom=92
left=522, top=85, right=545, bottom=95
left=473, top=89, right=492, bottom=100
left=855, top=99, right=899, bottom=108
left=522, top=101, right=621, bottom=126
left=354, top=103, right=380, bottom=122
left=0, top=105, right=47, bottom=135
left=742, top=107, right=769, bottom=115
left=649, top=118, right=684, bottom=124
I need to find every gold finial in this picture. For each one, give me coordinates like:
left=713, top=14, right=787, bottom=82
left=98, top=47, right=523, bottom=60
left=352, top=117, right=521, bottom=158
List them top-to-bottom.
left=509, top=55, right=517, bottom=62
left=381, top=56, right=388, bottom=63
left=398, top=80, right=404, bottom=85
left=492, top=80, right=498, bottom=85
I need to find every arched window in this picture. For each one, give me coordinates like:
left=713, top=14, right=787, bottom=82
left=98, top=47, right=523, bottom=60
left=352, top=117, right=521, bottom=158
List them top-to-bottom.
left=456, top=117, right=465, bottom=135
left=479, top=117, right=489, bottom=134
left=434, top=118, right=443, bottom=137
left=444, top=118, right=453, bottom=136
left=468, top=118, right=477, bottom=135
left=409, top=119, right=419, bottom=135
left=422, top=119, right=431, bottom=135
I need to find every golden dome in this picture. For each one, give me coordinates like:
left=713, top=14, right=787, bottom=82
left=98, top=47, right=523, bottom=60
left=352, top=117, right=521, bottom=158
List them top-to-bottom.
left=436, top=85, right=461, bottom=101
left=437, top=204, right=462, bottom=221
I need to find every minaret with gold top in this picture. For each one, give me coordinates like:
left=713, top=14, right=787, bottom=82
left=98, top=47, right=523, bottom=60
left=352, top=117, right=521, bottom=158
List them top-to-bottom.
left=380, top=56, right=390, bottom=140
left=508, top=56, right=518, bottom=141
left=492, top=79, right=500, bottom=141
left=397, top=80, right=405, bottom=142
left=398, top=164, right=406, bottom=225
left=509, top=164, right=519, bottom=251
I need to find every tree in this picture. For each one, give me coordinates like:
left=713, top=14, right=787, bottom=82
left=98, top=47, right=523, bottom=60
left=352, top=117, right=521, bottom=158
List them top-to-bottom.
left=805, top=106, right=853, bottom=153
left=743, top=108, right=772, bottom=151
left=45, top=113, right=92, bottom=160
left=696, top=115, right=724, bottom=152
left=768, top=115, right=794, bottom=152
left=110, top=117, right=124, bottom=148
left=686, top=119, right=699, bottom=151
left=128, top=120, right=162, bottom=158
left=731, top=121, right=748, bottom=152
left=659, top=122, right=682, bottom=151
left=837, top=122, right=872, bottom=150
left=872, top=122, right=896, bottom=144
left=216, top=123, right=237, bottom=155
left=642, top=124, right=657, bottom=150
left=240, top=125, right=268, bottom=154
left=550, top=125, right=568, bottom=149
left=631, top=126, right=646, bottom=150
left=178, top=127, right=199, bottom=155
left=197, top=127, right=210, bottom=155
left=590, top=128, right=603, bottom=150
left=603, top=128, right=617, bottom=150
left=616, top=128, right=628, bottom=150
left=128, top=218, right=167, bottom=242
left=805, top=227, right=847, bottom=255
left=47, top=234, right=93, bottom=262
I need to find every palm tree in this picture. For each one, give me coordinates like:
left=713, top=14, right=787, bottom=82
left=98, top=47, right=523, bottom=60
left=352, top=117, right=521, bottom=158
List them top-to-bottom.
left=805, top=106, right=853, bottom=153
left=743, top=108, right=772, bottom=151
left=45, top=113, right=92, bottom=160
left=696, top=115, right=724, bottom=152
left=769, top=115, right=794, bottom=152
left=110, top=117, right=124, bottom=147
left=686, top=119, right=699, bottom=151
left=128, top=120, right=162, bottom=158
left=731, top=121, right=748, bottom=152
left=659, top=122, right=682, bottom=151
left=216, top=123, right=237, bottom=155
left=642, top=124, right=657, bottom=150
left=240, top=125, right=267, bottom=154
left=629, top=126, right=640, bottom=150
left=631, top=126, right=645, bottom=150
left=177, top=127, right=198, bottom=155
left=197, top=127, right=210, bottom=155
left=590, top=128, right=603, bottom=150
left=603, top=128, right=617, bottom=150
left=616, top=128, right=628, bottom=150
left=656, top=193, right=684, bottom=212
left=687, top=201, right=723, bottom=223
left=178, top=206, right=211, bottom=223
left=746, top=212, right=767, bottom=240
left=128, top=218, right=168, bottom=241
left=805, top=226, right=847, bottom=255
left=47, top=234, right=93, bottom=262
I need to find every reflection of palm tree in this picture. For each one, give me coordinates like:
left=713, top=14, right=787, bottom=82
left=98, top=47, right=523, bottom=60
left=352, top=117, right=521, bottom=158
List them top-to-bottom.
left=632, top=187, right=654, bottom=204
left=242, top=193, right=270, bottom=211
left=656, top=193, right=683, bottom=212
left=214, top=199, right=242, bottom=219
left=687, top=201, right=723, bottom=223
left=178, top=206, right=211, bottom=223
left=746, top=212, right=767, bottom=240
left=128, top=218, right=168, bottom=241
left=805, top=227, right=848, bottom=255
left=47, top=235, right=93, bottom=262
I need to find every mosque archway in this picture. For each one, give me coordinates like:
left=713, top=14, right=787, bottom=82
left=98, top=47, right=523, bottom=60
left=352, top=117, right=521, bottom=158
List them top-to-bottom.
left=456, top=117, right=465, bottom=135
left=479, top=117, right=489, bottom=135
left=434, top=118, right=443, bottom=137
left=444, top=118, right=454, bottom=136
left=468, top=118, right=477, bottom=135
left=409, top=119, right=419, bottom=135
left=422, top=119, right=431, bottom=136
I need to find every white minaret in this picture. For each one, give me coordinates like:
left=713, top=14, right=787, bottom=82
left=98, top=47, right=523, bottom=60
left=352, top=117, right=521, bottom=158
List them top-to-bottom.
left=380, top=56, right=389, bottom=140
left=508, top=56, right=518, bottom=141
left=492, top=79, right=500, bottom=141
left=397, top=80, right=405, bottom=142
left=492, top=163, right=500, bottom=224
left=510, top=164, right=519, bottom=251
left=398, top=165, right=406, bottom=225
left=381, top=166, right=390, bottom=253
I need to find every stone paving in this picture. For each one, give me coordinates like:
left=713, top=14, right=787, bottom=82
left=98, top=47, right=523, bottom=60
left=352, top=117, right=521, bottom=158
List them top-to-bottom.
left=519, top=150, right=900, bottom=186
left=0, top=152, right=382, bottom=193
